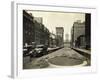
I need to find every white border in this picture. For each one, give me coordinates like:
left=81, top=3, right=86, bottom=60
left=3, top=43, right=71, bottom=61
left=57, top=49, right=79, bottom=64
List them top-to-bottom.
left=11, top=1, right=97, bottom=79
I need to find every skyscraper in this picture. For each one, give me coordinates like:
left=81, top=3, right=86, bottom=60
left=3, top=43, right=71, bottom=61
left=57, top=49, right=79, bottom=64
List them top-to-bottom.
left=71, top=20, right=85, bottom=48
left=56, top=27, right=64, bottom=47
left=65, top=33, right=69, bottom=42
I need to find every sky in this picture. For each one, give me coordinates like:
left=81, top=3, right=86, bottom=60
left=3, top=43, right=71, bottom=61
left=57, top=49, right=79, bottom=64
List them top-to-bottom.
left=27, top=10, right=85, bottom=41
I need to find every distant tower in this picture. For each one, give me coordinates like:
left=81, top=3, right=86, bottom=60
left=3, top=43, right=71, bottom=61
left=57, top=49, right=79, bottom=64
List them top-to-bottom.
left=56, top=27, right=64, bottom=47
left=65, top=33, right=69, bottom=42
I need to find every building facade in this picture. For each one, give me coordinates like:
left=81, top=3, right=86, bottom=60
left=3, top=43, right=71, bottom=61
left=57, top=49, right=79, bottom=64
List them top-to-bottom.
left=23, top=10, right=50, bottom=47
left=23, top=10, right=34, bottom=46
left=34, top=20, right=50, bottom=45
left=71, top=21, right=85, bottom=48
left=56, top=27, right=64, bottom=47
left=49, top=33, right=57, bottom=48
left=65, top=33, right=69, bottom=43
left=76, top=35, right=86, bottom=48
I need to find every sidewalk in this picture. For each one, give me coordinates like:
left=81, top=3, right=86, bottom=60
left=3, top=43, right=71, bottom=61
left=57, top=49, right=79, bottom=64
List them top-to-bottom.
left=47, top=47, right=62, bottom=53
left=72, top=47, right=91, bottom=59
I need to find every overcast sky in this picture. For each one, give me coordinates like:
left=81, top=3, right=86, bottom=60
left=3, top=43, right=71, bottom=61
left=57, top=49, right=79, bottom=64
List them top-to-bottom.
left=27, top=11, right=85, bottom=41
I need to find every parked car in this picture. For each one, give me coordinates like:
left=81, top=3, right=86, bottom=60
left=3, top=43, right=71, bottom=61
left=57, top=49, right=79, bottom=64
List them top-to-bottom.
left=23, top=45, right=32, bottom=57
left=33, top=45, right=48, bottom=57
left=23, top=47, right=28, bottom=57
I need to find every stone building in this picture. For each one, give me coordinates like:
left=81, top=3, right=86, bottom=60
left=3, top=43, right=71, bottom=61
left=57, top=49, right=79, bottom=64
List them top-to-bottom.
left=23, top=10, right=50, bottom=47
left=23, top=10, right=34, bottom=46
left=34, top=17, right=43, bottom=23
left=34, top=20, right=50, bottom=45
left=71, top=20, right=85, bottom=48
left=56, top=27, right=64, bottom=47
left=49, top=33, right=57, bottom=48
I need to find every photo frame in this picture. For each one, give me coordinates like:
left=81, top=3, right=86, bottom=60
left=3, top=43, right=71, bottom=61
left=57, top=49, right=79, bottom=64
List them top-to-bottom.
left=11, top=1, right=97, bottom=78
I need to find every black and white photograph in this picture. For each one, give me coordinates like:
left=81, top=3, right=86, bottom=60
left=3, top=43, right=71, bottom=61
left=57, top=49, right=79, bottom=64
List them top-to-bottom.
left=23, top=10, right=91, bottom=69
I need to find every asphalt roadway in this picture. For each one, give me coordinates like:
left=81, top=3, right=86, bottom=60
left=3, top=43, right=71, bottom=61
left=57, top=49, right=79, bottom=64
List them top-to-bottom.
left=23, top=46, right=89, bottom=69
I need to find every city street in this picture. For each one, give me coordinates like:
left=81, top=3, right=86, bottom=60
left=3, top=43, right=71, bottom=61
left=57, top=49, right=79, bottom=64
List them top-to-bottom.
left=23, top=11, right=91, bottom=69
left=23, top=45, right=89, bottom=69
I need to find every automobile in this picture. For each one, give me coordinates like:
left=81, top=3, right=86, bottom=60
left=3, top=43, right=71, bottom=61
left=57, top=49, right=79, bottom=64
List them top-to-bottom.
left=23, top=45, right=32, bottom=57
left=34, top=45, right=48, bottom=57
left=23, top=47, right=28, bottom=57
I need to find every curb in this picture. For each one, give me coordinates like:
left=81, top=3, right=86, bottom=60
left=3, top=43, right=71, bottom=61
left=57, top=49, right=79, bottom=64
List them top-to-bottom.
left=72, top=48, right=91, bottom=59
left=48, top=60, right=87, bottom=68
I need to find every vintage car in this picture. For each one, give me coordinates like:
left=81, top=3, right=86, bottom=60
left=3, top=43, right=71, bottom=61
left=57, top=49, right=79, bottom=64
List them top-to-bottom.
left=23, top=45, right=32, bottom=57
left=32, top=45, right=48, bottom=57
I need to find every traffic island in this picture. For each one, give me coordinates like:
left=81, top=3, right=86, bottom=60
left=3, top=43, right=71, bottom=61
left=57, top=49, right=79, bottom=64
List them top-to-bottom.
left=48, top=56, right=87, bottom=68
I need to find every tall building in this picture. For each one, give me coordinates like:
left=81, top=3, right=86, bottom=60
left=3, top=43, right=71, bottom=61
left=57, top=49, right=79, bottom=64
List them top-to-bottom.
left=23, top=10, right=35, bottom=46
left=23, top=10, right=50, bottom=47
left=71, top=20, right=85, bottom=48
left=56, top=27, right=64, bottom=47
left=65, top=33, right=69, bottom=42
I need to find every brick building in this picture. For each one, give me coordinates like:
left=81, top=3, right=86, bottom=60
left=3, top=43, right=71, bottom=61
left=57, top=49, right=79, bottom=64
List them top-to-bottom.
left=23, top=10, right=50, bottom=47
left=23, top=10, right=34, bottom=46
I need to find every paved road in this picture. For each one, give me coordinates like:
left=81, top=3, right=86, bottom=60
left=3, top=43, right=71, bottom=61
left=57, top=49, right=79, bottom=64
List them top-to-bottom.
left=23, top=46, right=89, bottom=69
left=37, top=47, right=86, bottom=61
